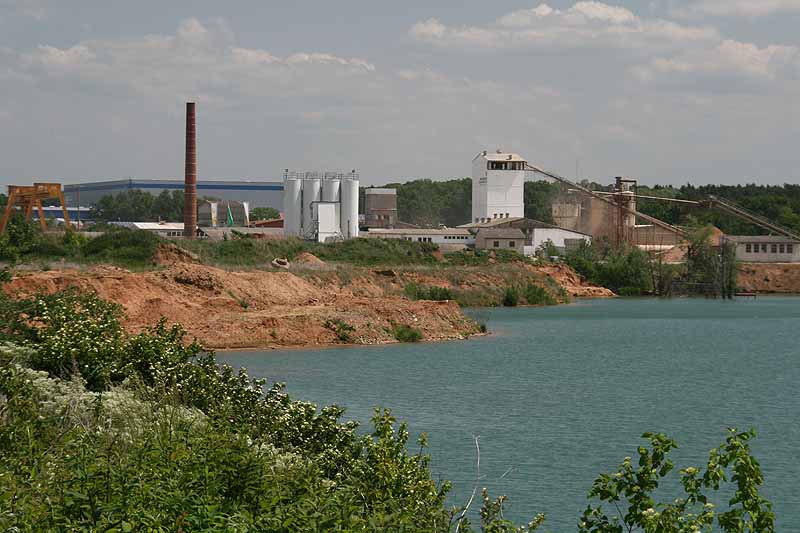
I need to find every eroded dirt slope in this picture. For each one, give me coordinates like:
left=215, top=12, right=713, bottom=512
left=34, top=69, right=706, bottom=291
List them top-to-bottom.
left=3, top=256, right=611, bottom=349
left=738, top=263, right=800, bottom=293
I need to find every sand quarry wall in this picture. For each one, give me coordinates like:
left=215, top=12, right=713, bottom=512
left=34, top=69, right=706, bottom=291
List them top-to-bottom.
left=3, top=257, right=611, bottom=350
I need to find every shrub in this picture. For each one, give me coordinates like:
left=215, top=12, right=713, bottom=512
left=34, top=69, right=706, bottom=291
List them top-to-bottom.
left=82, top=228, right=162, bottom=267
left=404, top=282, right=453, bottom=301
left=523, top=284, right=557, bottom=306
left=501, top=287, right=519, bottom=307
left=323, top=318, right=356, bottom=342
left=392, top=324, right=423, bottom=343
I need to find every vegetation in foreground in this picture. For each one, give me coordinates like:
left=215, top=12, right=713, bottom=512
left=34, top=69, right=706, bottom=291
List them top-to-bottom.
left=0, top=282, right=776, bottom=531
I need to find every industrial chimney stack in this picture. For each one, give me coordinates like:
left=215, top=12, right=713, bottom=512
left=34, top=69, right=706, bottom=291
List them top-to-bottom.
left=183, top=102, right=197, bottom=239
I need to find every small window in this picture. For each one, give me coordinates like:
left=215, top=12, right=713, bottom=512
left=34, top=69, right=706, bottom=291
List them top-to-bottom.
left=493, top=241, right=500, bottom=248
left=509, top=241, right=516, bottom=248
left=745, top=244, right=751, bottom=253
left=762, top=244, right=768, bottom=253
left=771, top=244, right=778, bottom=253
left=779, top=244, right=785, bottom=253
left=788, top=244, right=794, bottom=254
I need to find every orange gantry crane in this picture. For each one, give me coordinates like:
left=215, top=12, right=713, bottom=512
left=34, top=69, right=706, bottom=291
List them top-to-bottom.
left=0, top=182, right=71, bottom=234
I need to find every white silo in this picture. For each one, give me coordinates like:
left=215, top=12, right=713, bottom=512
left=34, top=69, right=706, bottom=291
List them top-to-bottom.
left=302, top=175, right=321, bottom=237
left=322, top=175, right=340, bottom=204
left=283, top=176, right=302, bottom=236
left=340, top=176, right=359, bottom=239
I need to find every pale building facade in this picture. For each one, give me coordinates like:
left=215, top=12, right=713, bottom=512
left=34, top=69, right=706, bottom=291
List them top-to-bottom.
left=472, top=151, right=527, bottom=223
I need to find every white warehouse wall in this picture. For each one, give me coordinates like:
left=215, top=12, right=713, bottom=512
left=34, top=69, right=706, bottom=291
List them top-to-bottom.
left=315, top=202, right=341, bottom=243
left=530, top=228, right=591, bottom=251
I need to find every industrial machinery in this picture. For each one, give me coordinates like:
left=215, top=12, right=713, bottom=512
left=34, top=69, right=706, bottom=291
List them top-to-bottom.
left=525, top=161, right=800, bottom=246
left=0, top=182, right=71, bottom=234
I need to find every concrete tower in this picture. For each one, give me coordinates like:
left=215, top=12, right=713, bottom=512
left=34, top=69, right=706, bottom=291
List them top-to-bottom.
left=471, top=150, right=526, bottom=223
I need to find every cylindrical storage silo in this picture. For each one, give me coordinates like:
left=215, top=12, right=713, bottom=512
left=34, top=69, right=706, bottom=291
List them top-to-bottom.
left=322, top=176, right=340, bottom=204
left=283, top=177, right=302, bottom=236
left=302, top=177, right=321, bottom=238
left=340, top=178, right=359, bottom=239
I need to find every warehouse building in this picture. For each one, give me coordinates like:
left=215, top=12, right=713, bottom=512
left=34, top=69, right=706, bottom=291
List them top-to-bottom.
left=63, top=179, right=283, bottom=209
left=363, top=188, right=398, bottom=228
left=461, top=216, right=591, bottom=256
left=365, top=228, right=474, bottom=251
left=728, top=236, right=800, bottom=263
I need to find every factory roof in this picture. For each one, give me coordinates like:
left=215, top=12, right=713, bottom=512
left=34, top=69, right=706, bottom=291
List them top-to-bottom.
left=473, top=151, right=527, bottom=162
left=460, top=217, right=593, bottom=237
left=460, top=217, right=526, bottom=228
left=111, top=221, right=185, bottom=231
left=366, top=228, right=472, bottom=236
left=474, top=228, right=526, bottom=239
left=726, top=235, right=800, bottom=243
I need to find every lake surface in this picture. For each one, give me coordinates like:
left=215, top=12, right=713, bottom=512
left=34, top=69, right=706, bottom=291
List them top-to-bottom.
left=217, top=297, right=800, bottom=531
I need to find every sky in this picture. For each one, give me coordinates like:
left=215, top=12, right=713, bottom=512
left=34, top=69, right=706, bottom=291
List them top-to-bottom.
left=1, top=0, right=799, bottom=188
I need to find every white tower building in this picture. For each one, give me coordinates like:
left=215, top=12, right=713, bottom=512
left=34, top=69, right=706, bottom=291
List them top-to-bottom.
left=471, top=150, right=527, bottom=223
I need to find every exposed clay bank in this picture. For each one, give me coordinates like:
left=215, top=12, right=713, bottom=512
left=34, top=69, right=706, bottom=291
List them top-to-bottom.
left=3, top=261, right=610, bottom=350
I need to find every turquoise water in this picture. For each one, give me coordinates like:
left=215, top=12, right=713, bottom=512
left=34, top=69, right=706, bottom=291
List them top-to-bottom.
left=217, top=297, right=800, bottom=531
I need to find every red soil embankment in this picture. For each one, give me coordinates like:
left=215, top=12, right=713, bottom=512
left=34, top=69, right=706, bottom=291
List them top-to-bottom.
left=3, top=253, right=611, bottom=349
left=738, top=263, right=800, bottom=294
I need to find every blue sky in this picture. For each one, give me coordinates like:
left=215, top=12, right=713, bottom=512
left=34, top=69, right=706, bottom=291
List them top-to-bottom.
left=1, top=0, right=799, bottom=187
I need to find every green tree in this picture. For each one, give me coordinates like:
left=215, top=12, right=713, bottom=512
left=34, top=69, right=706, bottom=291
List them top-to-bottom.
left=250, top=207, right=280, bottom=221
left=580, top=429, right=773, bottom=532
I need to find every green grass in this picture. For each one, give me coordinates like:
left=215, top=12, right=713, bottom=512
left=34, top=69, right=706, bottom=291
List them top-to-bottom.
left=179, top=237, right=441, bottom=268
left=444, top=249, right=530, bottom=266
left=403, top=282, right=453, bottom=301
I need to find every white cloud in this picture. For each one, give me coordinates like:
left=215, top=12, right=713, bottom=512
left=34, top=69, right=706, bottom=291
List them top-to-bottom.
left=675, top=0, right=800, bottom=18
left=410, top=2, right=718, bottom=51
left=5, top=18, right=376, bottom=102
left=633, top=39, right=800, bottom=89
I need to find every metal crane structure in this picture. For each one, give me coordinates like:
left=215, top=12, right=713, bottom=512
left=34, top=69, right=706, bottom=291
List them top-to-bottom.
left=524, top=162, right=800, bottom=246
left=523, top=163, right=686, bottom=246
left=0, top=182, right=71, bottom=234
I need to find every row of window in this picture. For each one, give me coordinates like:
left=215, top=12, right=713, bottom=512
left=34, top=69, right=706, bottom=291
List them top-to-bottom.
left=488, top=161, right=525, bottom=171
left=399, top=236, right=469, bottom=242
left=492, top=241, right=517, bottom=248
left=744, top=243, right=794, bottom=254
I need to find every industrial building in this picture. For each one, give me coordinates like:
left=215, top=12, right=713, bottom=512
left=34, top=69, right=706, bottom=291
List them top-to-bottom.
left=472, top=150, right=527, bottom=223
left=283, top=171, right=359, bottom=242
left=63, top=179, right=283, bottom=210
left=363, top=188, right=398, bottom=228
left=198, top=200, right=250, bottom=228
left=31, top=206, right=93, bottom=225
left=461, top=216, right=591, bottom=255
left=110, top=221, right=187, bottom=238
left=364, top=228, right=474, bottom=251
left=473, top=228, right=526, bottom=251
left=728, top=236, right=800, bottom=263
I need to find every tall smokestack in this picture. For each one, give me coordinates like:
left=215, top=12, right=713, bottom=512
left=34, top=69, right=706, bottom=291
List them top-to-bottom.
left=183, top=102, right=197, bottom=238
